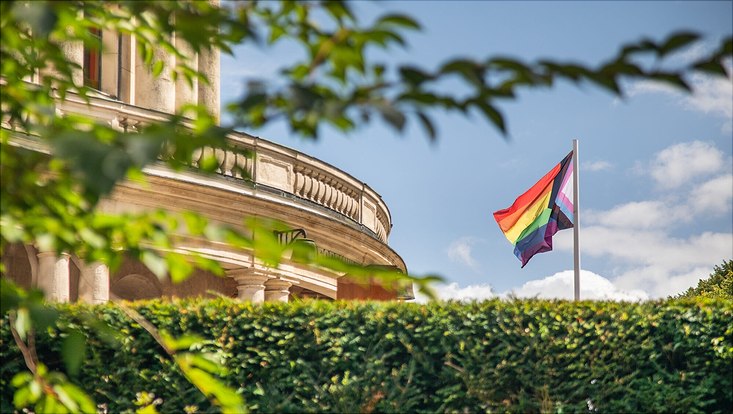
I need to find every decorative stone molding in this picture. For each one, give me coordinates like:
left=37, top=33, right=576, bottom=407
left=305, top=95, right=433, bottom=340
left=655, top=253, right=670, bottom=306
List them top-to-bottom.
left=45, top=93, right=393, bottom=243
left=229, top=268, right=270, bottom=303
left=264, top=278, right=292, bottom=303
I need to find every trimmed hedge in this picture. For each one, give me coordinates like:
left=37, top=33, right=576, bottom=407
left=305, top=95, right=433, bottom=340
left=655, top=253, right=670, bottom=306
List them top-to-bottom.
left=2, top=298, right=732, bottom=413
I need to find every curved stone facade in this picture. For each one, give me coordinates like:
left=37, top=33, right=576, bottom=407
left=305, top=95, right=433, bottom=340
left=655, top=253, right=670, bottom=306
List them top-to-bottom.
left=2, top=24, right=409, bottom=303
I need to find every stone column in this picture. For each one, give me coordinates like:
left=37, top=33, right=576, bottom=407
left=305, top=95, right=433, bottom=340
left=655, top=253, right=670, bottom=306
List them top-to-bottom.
left=196, top=0, right=220, bottom=122
left=174, top=33, right=198, bottom=112
left=120, top=35, right=135, bottom=104
left=41, top=41, right=83, bottom=86
left=197, top=42, right=220, bottom=123
left=134, top=44, right=175, bottom=113
left=36, top=252, right=70, bottom=302
left=79, top=262, right=110, bottom=304
left=229, top=268, right=269, bottom=303
left=264, top=279, right=292, bottom=303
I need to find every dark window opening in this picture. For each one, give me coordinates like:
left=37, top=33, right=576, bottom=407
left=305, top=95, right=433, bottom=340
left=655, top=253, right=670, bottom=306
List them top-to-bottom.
left=83, top=28, right=102, bottom=89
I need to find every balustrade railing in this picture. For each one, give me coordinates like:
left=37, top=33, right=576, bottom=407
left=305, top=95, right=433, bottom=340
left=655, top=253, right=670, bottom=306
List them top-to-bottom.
left=50, top=94, right=393, bottom=242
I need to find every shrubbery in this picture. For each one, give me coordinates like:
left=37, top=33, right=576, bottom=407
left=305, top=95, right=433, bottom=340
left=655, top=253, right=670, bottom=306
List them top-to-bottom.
left=677, top=260, right=733, bottom=300
left=2, top=298, right=731, bottom=413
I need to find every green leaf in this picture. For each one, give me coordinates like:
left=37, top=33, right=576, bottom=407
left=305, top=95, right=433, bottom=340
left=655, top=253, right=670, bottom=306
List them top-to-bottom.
left=324, top=1, right=354, bottom=22
left=375, top=14, right=421, bottom=30
left=268, top=26, right=286, bottom=44
left=659, top=31, right=700, bottom=57
left=440, top=59, right=484, bottom=87
left=692, top=59, right=729, bottom=77
left=152, top=60, right=165, bottom=77
left=400, top=66, right=432, bottom=86
left=648, top=72, right=691, bottom=92
left=586, top=73, right=621, bottom=95
left=474, top=101, right=507, bottom=135
left=377, top=103, right=406, bottom=132
left=416, top=111, right=436, bottom=142
left=141, top=251, right=167, bottom=279
left=166, top=253, right=194, bottom=284
left=0, top=279, right=22, bottom=314
left=28, top=303, right=59, bottom=332
left=15, top=308, right=31, bottom=341
left=61, top=329, right=86, bottom=377
left=162, top=333, right=203, bottom=352
left=183, top=366, right=245, bottom=413
left=11, top=372, right=33, bottom=388
left=59, top=382, right=95, bottom=413
left=53, top=384, right=79, bottom=413
left=13, top=385, right=32, bottom=409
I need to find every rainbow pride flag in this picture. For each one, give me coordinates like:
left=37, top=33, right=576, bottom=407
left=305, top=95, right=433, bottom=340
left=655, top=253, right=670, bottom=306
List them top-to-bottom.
left=493, top=151, right=574, bottom=267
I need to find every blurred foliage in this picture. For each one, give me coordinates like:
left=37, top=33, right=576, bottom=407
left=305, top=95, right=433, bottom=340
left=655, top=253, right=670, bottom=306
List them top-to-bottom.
left=1, top=0, right=436, bottom=300
left=2, top=0, right=732, bottom=412
left=2, top=0, right=731, bottom=292
left=230, top=2, right=732, bottom=139
left=677, top=260, right=733, bottom=300
left=1, top=297, right=731, bottom=413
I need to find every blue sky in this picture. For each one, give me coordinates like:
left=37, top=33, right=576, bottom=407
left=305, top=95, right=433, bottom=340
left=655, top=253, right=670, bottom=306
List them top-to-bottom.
left=221, top=1, right=733, bottom=300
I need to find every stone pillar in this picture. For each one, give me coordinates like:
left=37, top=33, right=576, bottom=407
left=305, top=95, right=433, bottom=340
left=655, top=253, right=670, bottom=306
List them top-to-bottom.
left=196, top=0, right=220, bottom=122
left=100, top=29, right=120, bottom=97
left=174, top=34, right=198, bottom=112
left=120, top=35, right=135, bottom=104
left=42, top=41, right=83, bottom=87
left=197, top=43, right=220, bottom=123
left=134, top=44, right=175, bottom=113
left=36, top=252, right=70, bottom=302
left=79, top=262, right=110, bottom=304
left=229, top=268, right=269, bottom=303
left=265, top=279, right=292, bottom=303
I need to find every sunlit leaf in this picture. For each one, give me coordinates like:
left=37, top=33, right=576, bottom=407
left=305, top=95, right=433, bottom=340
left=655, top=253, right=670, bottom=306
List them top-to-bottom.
left=61, top=329, right=86, bottom=377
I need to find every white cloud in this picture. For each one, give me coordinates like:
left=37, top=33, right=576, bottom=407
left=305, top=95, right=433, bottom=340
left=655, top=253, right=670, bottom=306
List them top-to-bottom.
left=669, top=42, right=709, bottom=64
left=626, top=62, right=733, bottom=133
left=684, top=72, right=733, bottom=122
left=627, top=80, right=676, bottom=97
left=555, top=140, right=732, bottom=298
left=648, top=141, right=725, bottom=188
left=582, top=160, right=612, bottom=172
left=690, top=174, right=733, bottom=215
left=584, top=200, right=685, bottom=229
left=571, top=227, right=731, bottom=271
left=446, top=237, right=482, bottom=269
left=613, top=264, right=719, bottom=298
left=508, top=270, right=648, bottom=301
left=414, top=282, right=495, bottom=303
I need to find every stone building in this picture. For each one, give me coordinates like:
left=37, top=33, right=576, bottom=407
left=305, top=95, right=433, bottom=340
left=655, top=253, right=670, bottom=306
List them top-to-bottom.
left=1, top=18, right=410, bottom=303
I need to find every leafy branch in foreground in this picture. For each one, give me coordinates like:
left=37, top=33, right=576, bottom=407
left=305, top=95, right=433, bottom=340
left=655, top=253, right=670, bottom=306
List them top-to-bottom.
left=1, top=1, right=731, bottom=411
left=230, top=1, right=732, bottom=139
left=2, top=280, right=94, bottom=413
left=117, top=302, right=246, bottom=414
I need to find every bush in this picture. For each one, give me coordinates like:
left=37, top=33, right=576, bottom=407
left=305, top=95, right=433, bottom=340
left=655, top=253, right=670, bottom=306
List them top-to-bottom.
left=677, top=260, right=733, bottom=300
left=2, top=298, right=731, bottom=413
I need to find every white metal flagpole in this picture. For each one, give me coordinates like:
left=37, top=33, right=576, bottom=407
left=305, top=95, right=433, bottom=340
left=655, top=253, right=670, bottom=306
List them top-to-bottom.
left=573, top=139, right=581, bottom=301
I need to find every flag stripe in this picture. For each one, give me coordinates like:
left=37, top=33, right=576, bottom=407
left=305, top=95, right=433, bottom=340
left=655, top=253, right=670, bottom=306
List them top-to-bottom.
left=494, top=151, right=574, bottom=267
left=493, top=162, right=562, bottom=233
left=501, top=188, right=552, bottom=244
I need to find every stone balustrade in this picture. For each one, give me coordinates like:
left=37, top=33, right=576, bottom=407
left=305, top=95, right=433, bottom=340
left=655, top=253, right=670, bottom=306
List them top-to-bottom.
left=51, top=93, right=393, bottom=242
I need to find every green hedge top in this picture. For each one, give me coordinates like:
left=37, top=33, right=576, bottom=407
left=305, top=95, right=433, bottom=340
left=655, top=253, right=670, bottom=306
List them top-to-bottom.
left=2, top=298, right=732, bottom=413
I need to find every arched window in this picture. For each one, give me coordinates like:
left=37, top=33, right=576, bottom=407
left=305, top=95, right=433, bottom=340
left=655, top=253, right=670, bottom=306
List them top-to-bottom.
left=83, top=28, right=102, bottom=89
left=111, top=273, right=162, bottom=301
